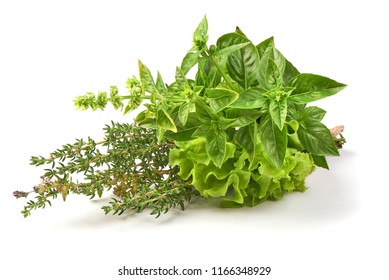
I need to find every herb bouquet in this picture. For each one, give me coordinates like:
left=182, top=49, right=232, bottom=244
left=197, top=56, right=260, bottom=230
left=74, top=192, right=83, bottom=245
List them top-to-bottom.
left=14, top=17, right=346, bottom=218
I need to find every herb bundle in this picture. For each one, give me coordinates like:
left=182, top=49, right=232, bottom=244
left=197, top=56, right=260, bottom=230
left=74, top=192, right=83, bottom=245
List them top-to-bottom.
left=14, top=16, right=346, bottom=217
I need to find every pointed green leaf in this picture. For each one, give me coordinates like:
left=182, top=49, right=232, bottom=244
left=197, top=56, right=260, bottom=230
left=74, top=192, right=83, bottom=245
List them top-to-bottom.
left=193, top=16, right=208, bottom=50
left=217, top=33, right=260, bottom=89
left=256, top=37, right=274, bottom=59
left=257, top=38, right=289, bottom=88
left=214, top=42, right=251, bottom=57
left=181, top=51, right=200, bottom=74
left=282, top=56, right=300, bottom=85
left=195, top=58, right=222, bottom=88
left=265, top=59, right=283, bottom=89
left=138, top=60, right=158, bottom=94
left=175, top=67, right=188, bottom=90
left=155, top=72, right=166, bottom=95
left=290, top=74, right=347, bottom=104
left=231, top=87, right=268, bottom=109
left=206, top=88, right=239, bottom=113
left=269, top=97, right=288, bottom=130
left=195, top=99, right=217, bottom=123
left=178, top=102, right=190, bottom=125
left=156, top=105, right=177, bottom=132
left=293, top=106, right=338, bottom=156
left=302, top=106, right=326, bottom=121
left=224, top=108, right=261, bottom=128
left=259, top=115, right=287, bottom=169
left=298, top=120, right=339, bottom=156
left=234, top=122, right=256, bottom=158
left=165, top=127, right=197, bottom=141
left=206, top=130, right=227, bottom=168
left=312, top=154, right=329, bottom=169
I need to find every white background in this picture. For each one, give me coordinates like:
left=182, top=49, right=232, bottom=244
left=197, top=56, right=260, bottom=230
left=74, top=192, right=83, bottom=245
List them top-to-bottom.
left=1, top=0, right=388, bottom=279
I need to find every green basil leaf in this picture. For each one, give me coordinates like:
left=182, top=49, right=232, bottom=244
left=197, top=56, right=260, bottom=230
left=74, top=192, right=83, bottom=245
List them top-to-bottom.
left=193, top=16, right=208, bottom=50
left=217, top=33, right=260, bottom=89
left=256, top=37, right=274, bottom=59
left=214, top=41, right=251, bottom=57
left=273, top=50, right=286, bottom=79
left=181, top=51, right=199, bottom=75
left=282, top=56, right=300, bottom=85
left=195, top=58, right=222, bottom=88
left=265, top=59, right=283, bottom=89
left=138, top=60, right=158, bottom=94
left=175, top=67, right=188, bottom=90
left=155, top=72, right=166, bottom=95
left=290, top=74, right=347, bottom=104
left=231, top=87, right=268, bottom=109
left=206, top=88, right=239, bottom=113
left=269, top=97, right=288, bottom=130
left=195, top=99, right=217, bottom=123
left=178, top=102, right=190, bottom=125
left=156, top=104, right=177, bottom=132
left=302, top=106, right=326, bottom=122
left=224, top=108, right=262, bottom=128
left=259, top=114, right=287, bottom=169
left=298, top=119, right=339, bottom=156
left=234, top=122, right=256, bottom=158
left=165, top=127, right=197, bottom=141
left=206, top=130, right=227, bottom=168
left=312, top=154, right=329, bottom=169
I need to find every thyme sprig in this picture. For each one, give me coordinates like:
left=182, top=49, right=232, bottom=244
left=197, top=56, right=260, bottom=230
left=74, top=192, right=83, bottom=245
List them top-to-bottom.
left=15, top=122, right=198, bottom=217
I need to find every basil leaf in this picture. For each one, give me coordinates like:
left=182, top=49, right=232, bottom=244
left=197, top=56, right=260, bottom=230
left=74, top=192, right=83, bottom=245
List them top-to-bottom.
left=193, top=16, right=208, bottom=51
left=217, top=33, right=260, bottom=89
left=256, top=37, right=274, bottom=59
left=214, top=41, right=251, bottom=57
left=181, top=51, right=199, bottom=75
left=282, top=56, right=300, bottom=85
left=195, top=58, right=222, bottom=88
left=265, top=59, right=283, bottom=89
left=138, top=60, right=158, bottom=94
left=175, top=67, right=188, bottom=90
left=155, top=72, right=166, bottom=95
left=290, top=74, right=347, bottom=104
left=231, top=87, right=268, bottom=109
left=206, top=88, right=239, bottom=113
left=269, top=97, right=288, bottom=130
left=195, top=99, right=217, bottom=124
left=178, top=102, right=190, bottom=125
left=156, top=104, right=177, bottom=132
left=302, top=106, right=326, bottom=122
left=224, top=108, right=262, bottom=128
left=259, top=114, right=287, bottom=169
left=298, top=121, right=339, bottom=156
left=234, top=122, right=256, bottom=158
left=166, top=127, right=197, bottom=141
left=206, top=129, right=227, bottom=168
left=312, top=154, right=329, bottom=169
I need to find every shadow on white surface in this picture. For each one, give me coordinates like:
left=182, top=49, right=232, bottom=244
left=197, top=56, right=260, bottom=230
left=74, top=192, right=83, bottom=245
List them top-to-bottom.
left=59, top=149, right=359, bottom=231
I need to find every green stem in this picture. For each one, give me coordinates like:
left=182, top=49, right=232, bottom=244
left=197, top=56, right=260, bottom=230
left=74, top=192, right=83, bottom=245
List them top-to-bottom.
left=205, top=47, right=234, bottom=89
